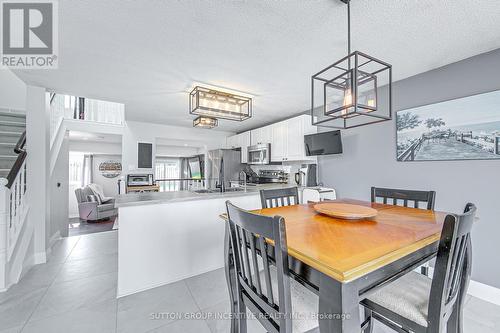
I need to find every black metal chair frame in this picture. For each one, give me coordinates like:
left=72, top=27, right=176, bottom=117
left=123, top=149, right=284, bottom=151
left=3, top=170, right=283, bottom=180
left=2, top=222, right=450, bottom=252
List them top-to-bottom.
left=260, top=187, right=300, bottom=209
left=371, top=187, right=436, bottom=210
left=226, top=201, right=294, bottom=333
left=361, top=203, right=476, bottom=333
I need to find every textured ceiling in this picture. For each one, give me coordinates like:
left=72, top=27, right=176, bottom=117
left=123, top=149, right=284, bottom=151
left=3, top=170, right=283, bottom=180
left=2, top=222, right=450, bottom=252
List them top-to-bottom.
left=14, top=0, right=500, bottom=132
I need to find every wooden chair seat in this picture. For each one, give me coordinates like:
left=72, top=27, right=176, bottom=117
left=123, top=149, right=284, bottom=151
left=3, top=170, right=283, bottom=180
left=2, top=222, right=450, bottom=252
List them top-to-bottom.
left=361, top=203, right=476, bottom=333
left=258, top=266, right=319, bottom=332
left=362, top=271, right=431, bottom=330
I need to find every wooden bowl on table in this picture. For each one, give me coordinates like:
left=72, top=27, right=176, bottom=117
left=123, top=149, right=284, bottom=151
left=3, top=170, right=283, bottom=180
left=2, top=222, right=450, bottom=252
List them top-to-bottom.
left=313, top=202, right=378, bottom=220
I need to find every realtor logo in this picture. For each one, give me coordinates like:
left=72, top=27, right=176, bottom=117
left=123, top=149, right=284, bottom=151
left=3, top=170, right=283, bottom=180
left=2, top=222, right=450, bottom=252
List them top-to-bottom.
left=1, top=0, right=58, bottom=68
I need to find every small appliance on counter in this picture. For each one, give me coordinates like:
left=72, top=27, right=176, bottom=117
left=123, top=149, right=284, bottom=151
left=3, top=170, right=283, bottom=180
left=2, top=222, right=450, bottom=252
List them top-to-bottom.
left=294, top=164, right=317, bottom=187
left=126, top=174, right=159, bottom=193
left=302, top=187, right=337, bottom=203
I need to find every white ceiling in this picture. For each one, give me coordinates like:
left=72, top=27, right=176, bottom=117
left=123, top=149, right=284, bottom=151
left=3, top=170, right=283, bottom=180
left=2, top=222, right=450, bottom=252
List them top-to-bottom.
left=14, top=0, right=500, bottom=132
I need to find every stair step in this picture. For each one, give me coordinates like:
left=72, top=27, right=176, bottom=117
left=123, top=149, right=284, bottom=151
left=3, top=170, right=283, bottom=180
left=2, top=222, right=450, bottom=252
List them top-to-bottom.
left=0, top=111, right=26, bottom=122
left=0, top=121, right=25, bottom=127
left=0, top=131, right=24, bottom=136
left=0, top=155, right=17, bottom=159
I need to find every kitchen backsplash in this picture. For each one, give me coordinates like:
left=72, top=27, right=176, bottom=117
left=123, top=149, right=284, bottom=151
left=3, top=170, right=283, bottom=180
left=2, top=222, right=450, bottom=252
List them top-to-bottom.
left=249, top=162, right=305, bottom=185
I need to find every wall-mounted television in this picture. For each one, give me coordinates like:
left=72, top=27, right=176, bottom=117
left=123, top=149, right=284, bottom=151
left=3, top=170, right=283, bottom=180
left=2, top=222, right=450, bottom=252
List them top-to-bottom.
left=304, top=130, right=343, bottom=156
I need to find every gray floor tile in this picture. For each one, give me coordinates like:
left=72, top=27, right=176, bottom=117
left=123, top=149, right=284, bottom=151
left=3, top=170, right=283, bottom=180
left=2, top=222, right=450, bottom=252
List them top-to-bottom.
left=67, top=233, right=118, bottom=261
left=47, top=236, right=80, bottom=264
left=54, top=253, right=118, bottom=283
left=6, top=262, right=62, bottom=296
left=185, top=268, right=229, bottom=310
left=30, top=272, right=117, bottom=321
left=117, top=280, right=200, bottom=333
left=0, top=287, right=46, bottom=330
left=464, top=296, right=500, bottom=329
left=22, top=298, right=117, bottom=333
left=201, top=300, right=266, bottom=333
left=463, top=316, right=500, bottom=333
left=148, top=319, right=211, bottom=333
left=0, top=326, right=22, bottom=333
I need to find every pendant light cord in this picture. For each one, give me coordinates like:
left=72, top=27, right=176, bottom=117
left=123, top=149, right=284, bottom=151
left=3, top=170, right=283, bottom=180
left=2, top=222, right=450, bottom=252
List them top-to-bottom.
left=347, top=0, right=351, bottom=55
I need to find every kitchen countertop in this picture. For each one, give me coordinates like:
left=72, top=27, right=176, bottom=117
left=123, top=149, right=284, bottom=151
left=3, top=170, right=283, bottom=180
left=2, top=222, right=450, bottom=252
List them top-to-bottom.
left=115, top=184, right=301, bottom=208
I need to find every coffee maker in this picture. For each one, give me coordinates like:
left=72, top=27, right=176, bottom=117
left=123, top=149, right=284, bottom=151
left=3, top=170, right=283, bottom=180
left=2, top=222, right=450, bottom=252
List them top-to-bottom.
left=294, top=164, right=317, bottom=187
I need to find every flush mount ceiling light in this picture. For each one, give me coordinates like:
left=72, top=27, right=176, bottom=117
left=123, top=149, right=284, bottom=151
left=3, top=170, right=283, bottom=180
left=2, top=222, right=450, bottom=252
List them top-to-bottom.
left=311, top=0, right=392, bottom=129
left=189, top=86, right=252, bottom=122
left=193, top=116, right=218, bottom=129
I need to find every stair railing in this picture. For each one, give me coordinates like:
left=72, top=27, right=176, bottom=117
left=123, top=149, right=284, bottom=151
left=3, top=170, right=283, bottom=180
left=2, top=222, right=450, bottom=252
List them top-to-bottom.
left=1, top=131, right=28, bottom=288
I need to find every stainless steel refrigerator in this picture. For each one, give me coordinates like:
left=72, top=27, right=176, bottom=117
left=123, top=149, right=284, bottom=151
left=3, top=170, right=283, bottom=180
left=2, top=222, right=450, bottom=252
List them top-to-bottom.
left=206, top=149, right=243, bottom=191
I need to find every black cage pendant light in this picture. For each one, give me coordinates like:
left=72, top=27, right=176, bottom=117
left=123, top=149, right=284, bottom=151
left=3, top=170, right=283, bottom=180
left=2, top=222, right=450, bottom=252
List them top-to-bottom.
left=311, top=0, right=392, bottom=129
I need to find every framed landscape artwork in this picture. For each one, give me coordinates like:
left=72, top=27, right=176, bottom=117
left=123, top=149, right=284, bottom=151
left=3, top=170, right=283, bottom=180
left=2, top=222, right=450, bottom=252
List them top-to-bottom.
left=396, top=90, right=500, bottom=162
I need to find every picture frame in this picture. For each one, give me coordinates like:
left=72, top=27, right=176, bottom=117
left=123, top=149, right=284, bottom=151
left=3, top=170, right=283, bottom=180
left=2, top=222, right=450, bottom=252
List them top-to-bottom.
left=396, top=90, right=500, bottom=162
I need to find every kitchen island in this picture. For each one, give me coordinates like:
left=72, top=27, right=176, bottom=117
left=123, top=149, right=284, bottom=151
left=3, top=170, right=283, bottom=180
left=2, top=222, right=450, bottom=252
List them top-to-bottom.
left=115, top=187, right=288, bottom=297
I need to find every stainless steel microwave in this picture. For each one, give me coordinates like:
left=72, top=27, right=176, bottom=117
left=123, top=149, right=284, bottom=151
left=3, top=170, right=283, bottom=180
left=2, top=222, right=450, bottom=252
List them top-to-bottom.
left=247, top=143, right=270, bottom=165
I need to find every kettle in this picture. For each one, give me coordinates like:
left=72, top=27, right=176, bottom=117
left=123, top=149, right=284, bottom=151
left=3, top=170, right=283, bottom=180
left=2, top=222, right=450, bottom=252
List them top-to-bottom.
left=294, top=170, right=307, bottom=186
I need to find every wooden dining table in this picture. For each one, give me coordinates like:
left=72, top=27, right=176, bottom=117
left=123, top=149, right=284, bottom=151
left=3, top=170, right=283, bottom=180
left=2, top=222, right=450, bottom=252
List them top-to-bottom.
left=221, top=198, right=450, bottom=333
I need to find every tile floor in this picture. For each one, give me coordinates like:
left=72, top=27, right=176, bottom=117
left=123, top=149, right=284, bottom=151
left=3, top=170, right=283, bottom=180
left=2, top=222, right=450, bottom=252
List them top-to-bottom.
left=68, top=217, right=116, bottom=237
left=1, top=231, right=499, bottom=333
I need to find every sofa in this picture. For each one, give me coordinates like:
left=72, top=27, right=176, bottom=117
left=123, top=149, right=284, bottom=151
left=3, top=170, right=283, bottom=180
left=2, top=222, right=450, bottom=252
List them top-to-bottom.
left=75, top=184, right=118, bottom=222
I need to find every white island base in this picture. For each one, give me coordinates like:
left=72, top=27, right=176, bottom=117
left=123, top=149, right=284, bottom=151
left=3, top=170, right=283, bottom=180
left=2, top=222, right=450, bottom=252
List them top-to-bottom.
left=116, top=192, right=261, bottom=297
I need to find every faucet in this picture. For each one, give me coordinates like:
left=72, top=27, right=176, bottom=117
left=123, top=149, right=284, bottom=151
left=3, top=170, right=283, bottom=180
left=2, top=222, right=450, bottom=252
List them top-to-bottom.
left=239, top=170, right=247, bottom=190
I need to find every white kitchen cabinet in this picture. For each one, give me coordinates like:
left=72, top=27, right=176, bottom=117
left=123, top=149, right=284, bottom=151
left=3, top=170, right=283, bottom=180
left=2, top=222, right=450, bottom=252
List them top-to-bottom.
left=269, top=115, right=317, bottom=162
left=286, top=116, right=304, bottom=161
left=271, top=121, right=287, bottom=162
left=251, top=125, right=272, bottom=145
left=225, top=131, right=251, bottom=163
left=238, top=131, right=251, bottom=163
left=226, top=135, right=238, bottom=149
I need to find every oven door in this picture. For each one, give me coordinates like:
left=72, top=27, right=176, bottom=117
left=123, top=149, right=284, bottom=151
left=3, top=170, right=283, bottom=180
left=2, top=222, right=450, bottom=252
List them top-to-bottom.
left=247, top=144, right=270, bottom=165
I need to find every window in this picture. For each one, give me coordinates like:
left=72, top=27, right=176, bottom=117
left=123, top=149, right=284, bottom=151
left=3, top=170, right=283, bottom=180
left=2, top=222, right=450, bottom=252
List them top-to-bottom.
left=69, top=153, right=84, bottom=187
left=155, top=158, right=181, bottom=192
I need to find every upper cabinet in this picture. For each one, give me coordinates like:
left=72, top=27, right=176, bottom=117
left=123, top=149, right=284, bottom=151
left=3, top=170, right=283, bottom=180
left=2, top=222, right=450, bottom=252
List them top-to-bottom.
left=227, top=114, right=316, bottom=164
left=270, top=115, right=316, bottom=162
left=250, top=126, right=272, bottom=146
left=226, top=131, right=251, bottom=163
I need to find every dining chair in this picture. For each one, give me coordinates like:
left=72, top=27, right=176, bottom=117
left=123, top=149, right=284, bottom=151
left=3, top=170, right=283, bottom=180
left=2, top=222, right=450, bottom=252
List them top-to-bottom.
left=371, top=186, right=437, bottom=276
left=260, top=187, right=300, bottom=208
left=371, top=187, right=436, bottom=210
left=225, top=201, right=318, bottom=333
left=361, top=203, right=476, bottom=333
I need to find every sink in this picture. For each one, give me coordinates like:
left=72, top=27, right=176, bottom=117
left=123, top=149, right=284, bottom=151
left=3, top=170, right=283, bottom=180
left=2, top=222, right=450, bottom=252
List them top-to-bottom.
left=224, top=187, right=246, bottom=192
left=193, top=189, right=221, bottom=194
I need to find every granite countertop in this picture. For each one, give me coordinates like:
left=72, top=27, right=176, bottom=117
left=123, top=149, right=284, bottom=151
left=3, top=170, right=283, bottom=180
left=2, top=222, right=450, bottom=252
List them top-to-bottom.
left=115, top=184, right=301, bottom=208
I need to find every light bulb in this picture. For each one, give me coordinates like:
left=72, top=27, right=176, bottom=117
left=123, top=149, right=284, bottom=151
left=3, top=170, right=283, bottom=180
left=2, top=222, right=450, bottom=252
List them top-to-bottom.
left=342, top=88, right=352, bottom=117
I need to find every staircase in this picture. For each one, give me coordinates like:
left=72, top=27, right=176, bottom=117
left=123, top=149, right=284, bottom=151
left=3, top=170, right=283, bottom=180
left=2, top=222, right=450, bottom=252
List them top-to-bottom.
left=0, top=110, right=28, bottom=291
left=0, top=111, right=26, bottom=178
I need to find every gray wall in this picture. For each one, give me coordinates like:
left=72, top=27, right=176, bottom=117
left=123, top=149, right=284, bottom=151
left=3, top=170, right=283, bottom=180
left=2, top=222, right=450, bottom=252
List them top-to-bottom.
left=318, top=48, right=500, bottom=289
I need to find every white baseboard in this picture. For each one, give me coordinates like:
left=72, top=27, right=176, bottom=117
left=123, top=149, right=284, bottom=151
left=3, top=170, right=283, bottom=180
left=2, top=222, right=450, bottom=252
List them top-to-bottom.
left=33, top=251, right=46, bottom=265
left=468, top=280, right=500, bottom=306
